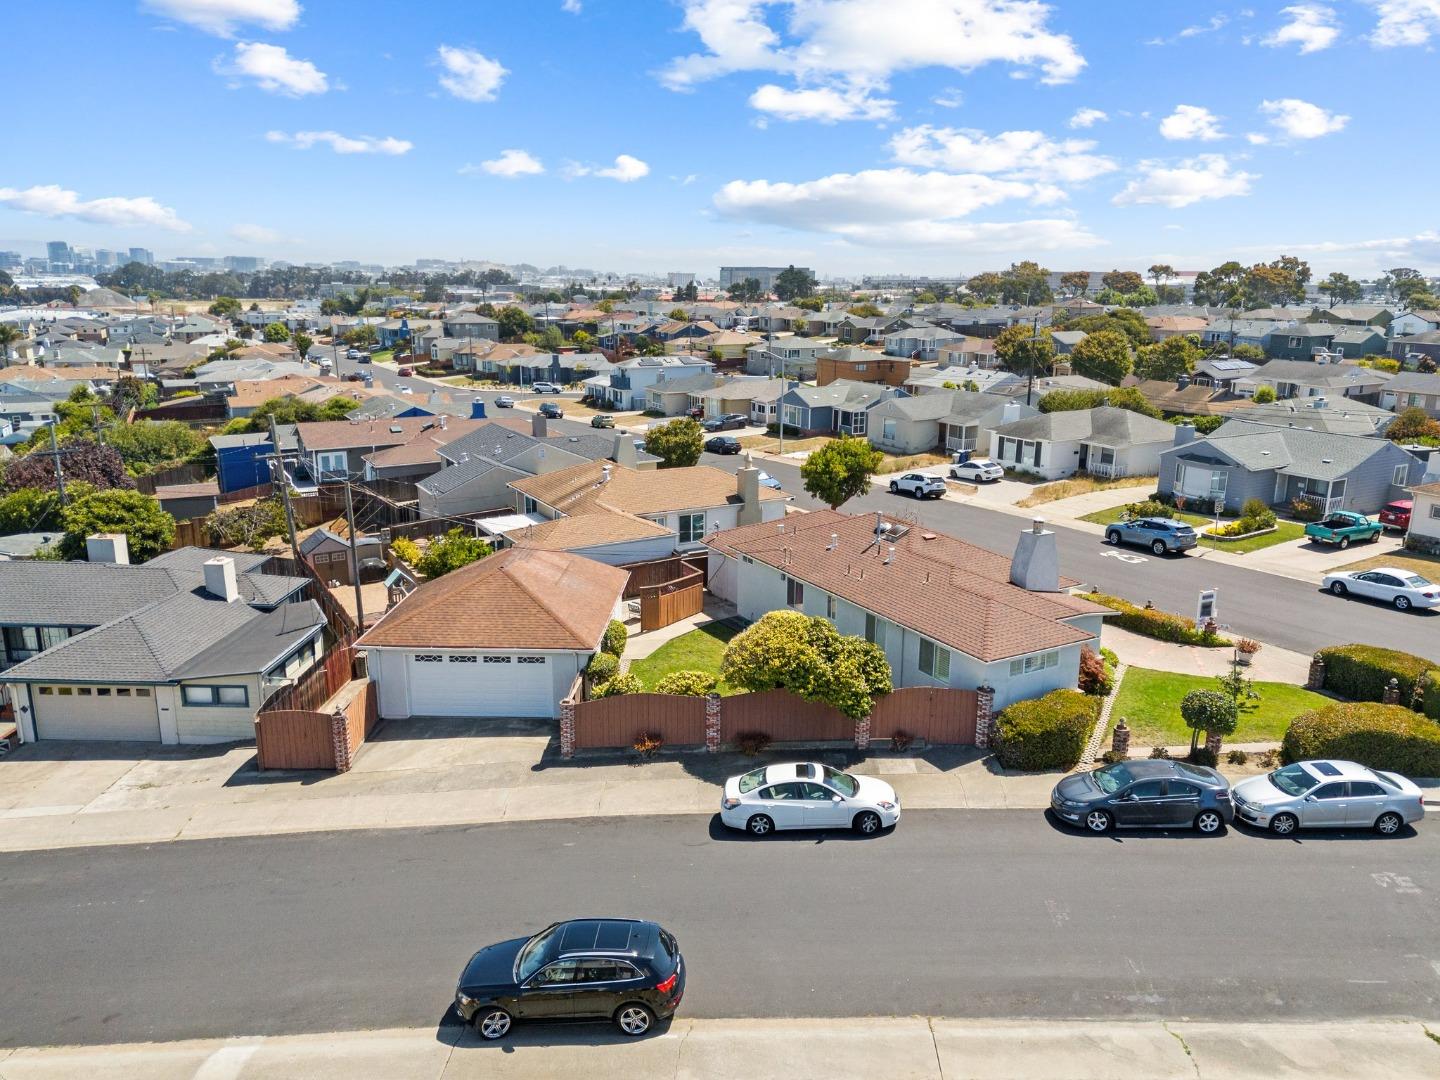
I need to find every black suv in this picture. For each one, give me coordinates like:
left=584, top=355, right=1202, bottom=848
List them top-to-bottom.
left=539, top=401, right=564, bottom=419
left=704, top=435, right=742, bottom=454
left=456, top=919, right=684, bottom=1039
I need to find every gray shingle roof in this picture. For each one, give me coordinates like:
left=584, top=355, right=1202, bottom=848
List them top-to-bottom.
left=1250, top=360, right=1391, bottom=389
left=1385, top=372, right=1440, bottom=394
left=993, top=406, right=1177, bottom=446
left=1203, top=420, right=1401, bottom=480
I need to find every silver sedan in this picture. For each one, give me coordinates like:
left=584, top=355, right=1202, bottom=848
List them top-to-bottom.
left=1231, top=759, right=1425, bottom=836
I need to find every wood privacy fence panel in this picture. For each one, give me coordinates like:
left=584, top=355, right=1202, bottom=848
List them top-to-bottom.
left=217, top=480, right=274, bottom=504
left=171, top=518, right=208, bottom=549
left=620, top=554, right=708, bottom=599
left=639, top=575, right=704, bottom=633
left=260, top=644, right=355, bottom=714
left=869, top=687, right=977, bottom=744
left=722, top=689, right=855, bottom=743
left=573, top=693, right=707, bottom=748
left=254, top=709, right=334, bottom=770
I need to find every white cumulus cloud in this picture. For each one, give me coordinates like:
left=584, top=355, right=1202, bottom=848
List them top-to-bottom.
left=142, top=0, right=299, bottom=37
left=562, top=0, right=582, bottom=11
left=1368, top=0, right=1440, bottom=47
left=1262, top=5, right=1342, bottom=53
left=221, top=41, right=327, bottom=95
left=436, top=45, right=507, bottom=102
left=748, top=84, right=894, bottom=122
left=1259, top=98, right=1349, bottom=139
left=1159, top=104, right=1225, bottom=141
left=1068, top=107, right=1107, bottom=129
left=888, top=125, right=1116, bottom=183
left=265, top=130, right=412, bottom=154
left=463, top=149, right=546, bottom=178
left=566, top=154, right=651, bottom=182
left=1113, top=155, right=1256, bottom=208
left=0, top=184, right=191, bottom=231
left=229, top=223, right=284, bottom=244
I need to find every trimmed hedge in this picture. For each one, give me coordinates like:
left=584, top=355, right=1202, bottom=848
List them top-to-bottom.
left=1086, top=592, right=1232, bottom=648
left=601, top=619, right=628, bottom=658
left=1318, top=645, right=1439, bottom=708
left=585, top=652, right=619, bottom=684
left=653, top=670, right=716, bottom=696
left=593, top=673, right=643, bottom=698
left=993, top=689, right=1098, bottom=772
left=1282, top=702, right=1440, bottom=778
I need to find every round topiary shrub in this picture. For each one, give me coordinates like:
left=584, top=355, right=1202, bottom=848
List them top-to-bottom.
left=602, top=619, right=628, bottom=658
left=585, top=652, right=619, bottom=684
left=654, top=670, right=717, bottom=697
left=593, top=673, right=643, bottom=698
left=993, top=689, right=1098, bottom=772
left=1282, top=701, right=1440, bottom=777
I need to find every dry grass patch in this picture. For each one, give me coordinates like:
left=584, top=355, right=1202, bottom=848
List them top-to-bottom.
left=738, top=434, right=835, bottom=454
left=874, top=452, right=951, bottom=474
left=1016, top=474, right=1158, bottom=508
left=1338, top=549, right=1440, bottom=579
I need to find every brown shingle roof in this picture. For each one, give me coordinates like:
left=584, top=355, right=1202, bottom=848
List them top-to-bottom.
left=228, top=375, right=332, bottom=410
left=297, top=416, right=458, bottom=452
left=362, top=417, right=529, bottom=468
left=510, top=461, right=789, bottom=517
left=510, top=507, right=674, bottom=550
left=707, top=510, right=1105, bottom=662
left=357, top=547, right=627, bottom=651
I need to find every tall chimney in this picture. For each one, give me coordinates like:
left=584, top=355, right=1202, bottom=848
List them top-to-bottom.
left=1001, top=400, right=1023, bottom=424
left=532, top=411, right=548, bottom=437
left=439, top=413, right=448, bottom=429
left=1173, top=422, right=1196, bottom=447
left=613, top=431, right=638, bottom=468
left=736, top=451, right=762, bottom=526
left=1010, top=517, right=1059, bottom=592
left=85, top=533, right=129, bottom=564
left=203, top=556, right=239, bottom=603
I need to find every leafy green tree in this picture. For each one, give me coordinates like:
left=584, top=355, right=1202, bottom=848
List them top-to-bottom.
left=999, top=260, right=1053, bottom=305
left=1147, top=264, right=1175, bottom=289
left=774, top=265, right=817, bottom=301
left=1101, top=270, right=1144, bottom=295
left=964, top=271, right=1004, bottom=302
left=1059, top=271, right=1090, bottom=298
left=1317, top=272, right=1363, bottom=308
left=726, top=276, right=765, bottom=302
left=1154, top=283, right=1188, bottom=304
left=208, top=296, right=241, bottom=318
left=794, top=296, right=824, bottom=312
left=597, top=299, right=615, bottom=314
left=846, top=302, right=883, bottom=318
left=496, top=305, right=535, bottom=342
left=1058, top=307, right=1150, bottom=348
left=668, top=308, right=688, bottom=321
left=0, top=321, right=24, bottom=360
left=262, top=321, right=291, bottom=343
left=994, top=323, right=1055, bottom=380
left=342, top=324, right=378, bottom=347
left=536, top=325, right=565, bottom=351
left=571, top=329, right=595, bottom=351
left=1068, top=329, right=1132, bottom=385
left=292, top=331, right=313, bottom=359
left=1133, top=334, right=1202, bottom=382
left=635, top=335, right=665, bottom=357
left=1232, top=344, right=1266, bottom=360
left=108, top=376, right=159, bottom=414
left=1252, top=384, right=1277, bottom=404
left=1103, top=386, right=1162, bottom=418
left=1038, top=389, right=1106, bottom=413
left=1387, top=407, right=1440, bottom=442
left=643, top=417, right=704, bottom=468
left=103, top=421, right=207, bottom=472
left=800, top=434, right=883, bottom=510
left=0, top=487, right=64, bottom=533
left=58, top=488, right=175, bottom=562
left=204, top=498, right=288, bottom=550
left=416, top=528, right=492, bottom=578
left=721, top=610, right=892, bottom=720
left=1182, top=687, right=1240, bottom=754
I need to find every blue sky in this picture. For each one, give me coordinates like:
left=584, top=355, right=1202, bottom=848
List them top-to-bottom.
left=3, top=1, right=1438, bottom=278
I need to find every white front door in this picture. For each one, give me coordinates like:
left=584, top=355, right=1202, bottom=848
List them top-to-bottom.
left=405, top=652, right=555, bottom=718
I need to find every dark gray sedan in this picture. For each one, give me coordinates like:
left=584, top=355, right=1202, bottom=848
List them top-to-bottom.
left=1050, top=759, right=1234, bottom=834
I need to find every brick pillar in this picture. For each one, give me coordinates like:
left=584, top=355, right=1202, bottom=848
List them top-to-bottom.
left=1306, top=653, right=1326, bottom=691
left=1383, top=678, right=1401, bottom=705
left=974, top=685, right=995, bottom=750
left=704, top=693, right=722, bottom=753
left=559, top=698, right=576, bottom=759
left=330, top=708, right=352, bottom=773
left=854, top=713, right=871, bottom=752
left=1111, top=718, right=1130, bottom=756
left=1205, top=731, right=1223, bottom=758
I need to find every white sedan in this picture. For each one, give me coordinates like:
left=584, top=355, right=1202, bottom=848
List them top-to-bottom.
left=950, top=457, right=1004, bottom=482
left=1321, top=567, right=1440, bottom=611
left=720, top=762, right=900, bottom=836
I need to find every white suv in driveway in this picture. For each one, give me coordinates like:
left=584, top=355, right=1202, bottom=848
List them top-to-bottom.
left=889, top=472, right=947, bottom=499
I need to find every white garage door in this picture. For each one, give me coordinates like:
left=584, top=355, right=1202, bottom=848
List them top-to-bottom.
left=406, top=653, right=556, bottom=718
left=32, top=685, right=162, bottom=742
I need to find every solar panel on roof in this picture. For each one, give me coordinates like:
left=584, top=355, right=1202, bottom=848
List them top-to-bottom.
left=1312, top=762, right=1342, bottom=776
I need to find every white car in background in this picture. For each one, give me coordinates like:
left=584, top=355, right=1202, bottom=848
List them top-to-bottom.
left=950, top=457, right=1004, bottom=483
left=1320, top=567, right=1440, bottom=611
left=720, top=762, right=900, bottom=836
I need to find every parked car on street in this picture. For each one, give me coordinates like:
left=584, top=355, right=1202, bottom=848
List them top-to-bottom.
left=346, top=348, right=364, bottom=359
left=357, top=353, right=371, bottom=364
left=397, top=366, right=414, bottom=377
left=344, top=372, right=364, bottom=382
left=531, top=382, right=563, bottom=394
left=398, top=386, right=413, bottom=394
left=494, top=396, right=515, bottom=408
left=539, top=401, right=564, bottom=419
left=685, top=406, right=704, bottom=419
left=703, top=413, right=748, bottom=431
left=590, top=414, right=615, bottom=428
left=704, top=435, right=742, bottom=455
left=950, top=457, right=1004, bottom=483
left=757, top=471, right=782, bottom=490
left=889, top=472, right=947, bottom=499
left=1379, top=500, right=1413, bottom=532
left=1304, top=510, right=1382, bottom=548
left=1104, top=516, right=1198, bottom=556
left=1320, top=567, right=1440, bottom=611
left=1050, top=759, right=1233, bottom=834
left=1231, top=760, right=1425, bottom=835
left=721, top=762, right=900, bottom=836
left=456, top=919, right=685, bottom=1040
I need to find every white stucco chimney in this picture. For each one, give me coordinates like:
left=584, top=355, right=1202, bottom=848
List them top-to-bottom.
left=613, top=432, right=638, bottom=468
left=1010, top=517, right=1059, bottom=592
left=86, top=533, right=129, bottom=564
left=203, top=556, right=240, bottom=603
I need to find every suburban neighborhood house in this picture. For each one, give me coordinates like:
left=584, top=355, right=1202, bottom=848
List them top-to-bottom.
left=989, top=406, right=1178, bottom=481
left=507, top=457, right=791, bottom=552
left=1404, top=481, right=1440, bottom=554
left=705, top=510, right=1108, bottom=711
left=1, top=542, right=325, bottom=744
left=359, top=548, right=628, bottom=720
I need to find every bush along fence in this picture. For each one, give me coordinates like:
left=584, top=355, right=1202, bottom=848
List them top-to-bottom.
left=1084, top=591, right=1232, bottom=648
left=1307, top=645, right=1440, bottom=721
left=559, top=685, right=991, bottom=758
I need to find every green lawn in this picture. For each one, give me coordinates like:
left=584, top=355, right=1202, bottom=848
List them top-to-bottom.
left=369, top=348, right=395, bottom=364
left=1080, top=503, right=1306, bottom=554
left=627, top=623, right=740, bottom=694
left=1107, top=666, right=1331, bottom=746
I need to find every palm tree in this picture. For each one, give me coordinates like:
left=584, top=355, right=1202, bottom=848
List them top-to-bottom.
left=0, top=322, right=22, bottom=366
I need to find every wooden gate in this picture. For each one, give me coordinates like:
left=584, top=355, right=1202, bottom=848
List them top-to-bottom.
left=638, top=572, right=704, bottom=632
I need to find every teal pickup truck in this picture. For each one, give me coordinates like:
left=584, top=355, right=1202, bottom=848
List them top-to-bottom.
left=1303, top=510, right=1383, bottom=548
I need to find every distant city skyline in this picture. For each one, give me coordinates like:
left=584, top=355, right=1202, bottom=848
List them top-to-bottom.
left=4, top=3, right=1439, bottom=278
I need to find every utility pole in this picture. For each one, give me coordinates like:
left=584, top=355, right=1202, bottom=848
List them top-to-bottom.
left=266, top=414, right=300, bottom=562
left=47, top=423, right=67, bottom=507
left=342, top=477, right=365, bottom=630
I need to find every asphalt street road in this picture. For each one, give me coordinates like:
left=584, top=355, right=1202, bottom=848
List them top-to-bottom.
left=700, top=452, right=1438, bottom=657
left=3, top=811, right=1435, bottom=1047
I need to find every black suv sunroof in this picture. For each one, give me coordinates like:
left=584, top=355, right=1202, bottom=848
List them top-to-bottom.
left=1312, top=762, right=1342, bottom=776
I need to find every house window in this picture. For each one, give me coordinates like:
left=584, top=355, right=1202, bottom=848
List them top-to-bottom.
left=1288, top=336, right=1301, bottom=348
left=854, top=363, right=867, bottom=373
left=782, top=405, right=804, bottom=429
left=881, top=418, right=898, bottom=441
left=1393, top=464, right=1409, bottom=485
left=522, top=496, right=538, bottom=514
left=679, top=512, right=706, bottom=544
left=785, top=576, right=805, bottom=608
left=826, top=594, right=838, bottom=620
left=864, top=613, right=887, bottom=647
left=919, top=639, right=951, bottom=681
left=1009, top=651, right=1060, bottom=676
left=413, top=654, right=443, bottom=662
left=448, top=654, right=478, bottom=663
left=483, top=655, right=512, bottom=664
left=517, top=656, right=547, bottom=664
left=182, top=685, right=249, bottom=707
left=37, top=686, right=52, bottom=695
left=116, top=688, right=132, bottom=697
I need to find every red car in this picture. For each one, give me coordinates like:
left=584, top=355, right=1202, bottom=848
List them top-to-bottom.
left=397, top=366, right=414, bottom=378
left=1379, top=500, right=1412, bottom=531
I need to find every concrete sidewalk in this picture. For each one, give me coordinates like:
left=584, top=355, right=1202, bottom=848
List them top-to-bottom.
left=3, top=1019, right=1436, bottom=1079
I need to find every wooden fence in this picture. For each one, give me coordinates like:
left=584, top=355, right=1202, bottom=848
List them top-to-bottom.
left=136, top=462, right=211, bottom=494
left=217, top=480, right=274, bottom=504
left=172, top=518, right=208, bottom=549
left=262, top=554, right=359, bottom=636
left=620, top=554, right=708, bottom=600
left=638, top=572, right=704, bottom=632
left=259, top=642, right=356, bottom=714
left=254, top=678, right=378, bottom=772
left=870, top=686, right=978, bottom=744
left=722, top=689, right=856, bottom=743
left=573, top=693, right=707, bottom=749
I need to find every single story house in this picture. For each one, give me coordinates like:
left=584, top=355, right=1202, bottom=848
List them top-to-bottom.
left=1308, top=305, right=1394, bottom=330
left=1146, top=316, right=1208, bottom=342
left=1201, top=319, right=1288, bottom=354
left=1263, top=323, right=1340, bottom=360
left=883, top=325, right=965, bottom=361
left=1327, top=327, right=1390, bottom=359
left=935, top=336, right=999, bottom=369
left=582, top=356, right=714, bottom=410
left=1236, top=359, right=1391, bottom=403
left=645, top=372, right=721, bottom=415
left=1380, top=372, right=1440, bottom=419
left=695, top=377, right=790, bottom=421
left=777, top=380, right=906, bottom=437
left=867, top=389, right=1029, bottom=457
left=1227, top=398, right=1395, bottom=437
left=988, top=406, right=1177, bottom=481
left=1157, top=420, right=1424, bottom=516
left=1404, top=480, right=1440, bottom=555
left=705, top=510, right=1109, bottom=712
left=360, top=548, right=629, bottom=720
